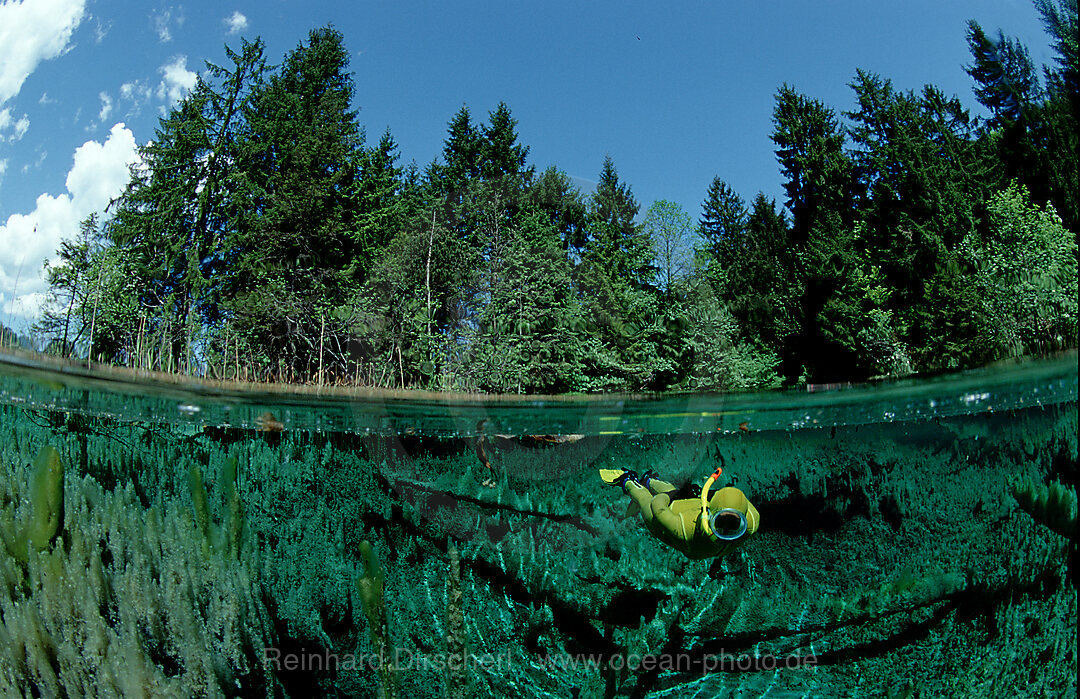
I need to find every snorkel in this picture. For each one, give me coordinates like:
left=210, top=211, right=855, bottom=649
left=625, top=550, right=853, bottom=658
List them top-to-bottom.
left=699, top=466, right=722, bottom=538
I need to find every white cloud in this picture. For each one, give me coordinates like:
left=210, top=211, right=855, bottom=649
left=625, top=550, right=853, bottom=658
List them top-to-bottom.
left=0, top=0, right=86, bottom=105
left=152, top=6, right=183, bottom=43
left=153, top=9, right=172, bottom=42
left=224, top=11, right=248, bottom=36
left=93, top=16, right=110, bottom=43
left=157, top=55, right=197, bottom=105
left=117, top=57, right=201, bottom=120
left=120, top=80, right=152, bottom=103
left=97, top=92, right=112, bottom=123
left=0, top=108, right=30, bottom=142
left=0, top=123, right=140, bottom=325
left=21, top=149, right=47, bottom=174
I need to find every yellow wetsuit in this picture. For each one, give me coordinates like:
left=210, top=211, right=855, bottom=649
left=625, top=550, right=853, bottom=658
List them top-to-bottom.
left=623, top=477, right=760, bottom=560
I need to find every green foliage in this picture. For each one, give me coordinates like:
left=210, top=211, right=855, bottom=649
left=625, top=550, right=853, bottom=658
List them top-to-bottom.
left=1035, top=0, right=1078, bottom=98
left=227, top=26, right=363, bottom=378
left=845, top=73, right=988, bottom=373
left=772, top=85, right=855, bottom=246
left=352, top=129, right=410, bottom=278
left=581, top=156, right=653, bottom=290
left=530, top=167, right=587, bottom=253
left=699, top=177, right=747, bottom=254
left=960, top=183, right=1078, bottom=360
left=716, top=194, right=800, bottom=371
left=643, top=200, right=696, bottom=292
left=464, top=210, right=588, bottom=393
left=37, top=215, right=96, bottom=357
left=678, top=278, right=782, bottom=391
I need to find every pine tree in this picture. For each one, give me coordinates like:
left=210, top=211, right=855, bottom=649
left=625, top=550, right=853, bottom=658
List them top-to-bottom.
left=1031, top=0, right=1078, bottom=233
left=965, top=20, right=1040, bottom=126
left=229, top=25, right=363, bottom=379
left=101, top=39, right=267, bottom=372
left=847, top=71, right=986, bottom=369
left=771, top=85, right=862, bottom=379
left=772, top=85, right=855, bottom=246
left=480, top=102, right=533, bottom=185
left=436, top=105, right=484, bottom=194
left=352, top=129, right=408, bottom=279
left=582, top=156, right=652, bottom=287
left=571, top=157, right=662, bottom=389
left=528, top=166, right=586, bottom=253
left=697, top=176, right=748, bottom=288
left=699, top=177, right=747, bottom=253
left=721, top=194, right=799, bottom=360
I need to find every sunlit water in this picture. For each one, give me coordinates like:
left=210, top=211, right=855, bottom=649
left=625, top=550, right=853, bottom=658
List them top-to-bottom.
left=0, top=351, right=1076, bottom=698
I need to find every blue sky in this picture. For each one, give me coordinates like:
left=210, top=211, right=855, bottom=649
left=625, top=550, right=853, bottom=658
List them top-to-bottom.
left=0, top=0, right=1056, bottom=334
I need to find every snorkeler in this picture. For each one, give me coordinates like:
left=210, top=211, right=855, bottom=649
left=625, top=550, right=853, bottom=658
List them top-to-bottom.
left=599, top=466, right=759, bottom=560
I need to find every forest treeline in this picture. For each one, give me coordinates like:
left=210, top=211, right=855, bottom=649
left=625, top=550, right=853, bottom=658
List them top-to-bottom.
left=34, top=1, right=1078, bottom=392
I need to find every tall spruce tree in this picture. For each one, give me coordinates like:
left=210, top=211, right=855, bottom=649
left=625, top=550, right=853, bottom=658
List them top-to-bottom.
left=1032, top=0, right=1078, bottom=233
left=966, top=21, right=1040, bottom=126
left=229, top=26, right=363, bottom=379
left=101, top=38, right=267, bottom=372
left=847, top=72, right=986, bottom=369
left=771, top=85, right=860, bottom=379
left=352, top=129, right=409, bottom=279
left=572, top=156, right=662, bottom=389
left=528, top=166, right=587, bottom=253
left=699, top=178, right=748, bottom=259
left=721, top=194, right=799, bottom=363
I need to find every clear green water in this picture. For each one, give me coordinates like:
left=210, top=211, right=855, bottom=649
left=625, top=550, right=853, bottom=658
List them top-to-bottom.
left=0, top=352, right=1076, bottom=698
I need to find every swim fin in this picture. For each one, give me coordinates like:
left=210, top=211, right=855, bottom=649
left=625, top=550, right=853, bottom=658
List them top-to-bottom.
left=599, top=468, right=626, bottom=485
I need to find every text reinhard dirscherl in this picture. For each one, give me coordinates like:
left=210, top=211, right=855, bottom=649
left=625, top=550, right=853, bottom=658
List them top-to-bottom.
left=262, top=648, right=819, bottom=674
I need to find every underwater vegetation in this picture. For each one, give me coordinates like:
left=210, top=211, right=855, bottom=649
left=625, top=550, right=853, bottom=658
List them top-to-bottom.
left=0, top=392, right=1076, bottom=698
left=0, top=445, right=273, bottom=697
left=1012, top=477, right=1078, bottom=540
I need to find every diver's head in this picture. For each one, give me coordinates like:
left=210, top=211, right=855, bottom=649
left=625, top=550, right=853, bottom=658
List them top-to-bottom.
left=701, top=486, right=757, bottom=543
left=707, top=508, right=748, bottom=541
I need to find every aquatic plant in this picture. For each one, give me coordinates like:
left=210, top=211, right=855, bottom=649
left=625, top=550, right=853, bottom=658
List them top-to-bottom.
left=1, top=390, right=1075, bottom=698
left=28, top=445, right=64, bottom=552
left=0, top=447, right=275, bottom=697
left=189, top=457, right=246, bottom=559
left=1013, top=477, right=1078, bottom=540
left=357, top=539, right=398, bottom=699
left=444, top=545, right=468, bottom=699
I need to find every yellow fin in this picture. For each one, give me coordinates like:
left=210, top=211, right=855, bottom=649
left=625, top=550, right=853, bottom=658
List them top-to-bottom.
left=599, top=468, right=625, bottom=484
left=625, top=501, right=641, bottom=517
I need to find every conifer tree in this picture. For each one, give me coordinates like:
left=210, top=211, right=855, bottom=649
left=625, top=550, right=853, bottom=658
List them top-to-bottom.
left=229, top=26, right=363, bottom=379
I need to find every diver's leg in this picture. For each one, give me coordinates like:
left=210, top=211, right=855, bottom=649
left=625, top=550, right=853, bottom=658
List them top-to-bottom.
left=641, top=470, right=677, bottom=496
left=648, top=479, right=677, bottom=495
left=625, top=481, right=656, bottom=525
left=643, top=492, right=686, bottom=546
